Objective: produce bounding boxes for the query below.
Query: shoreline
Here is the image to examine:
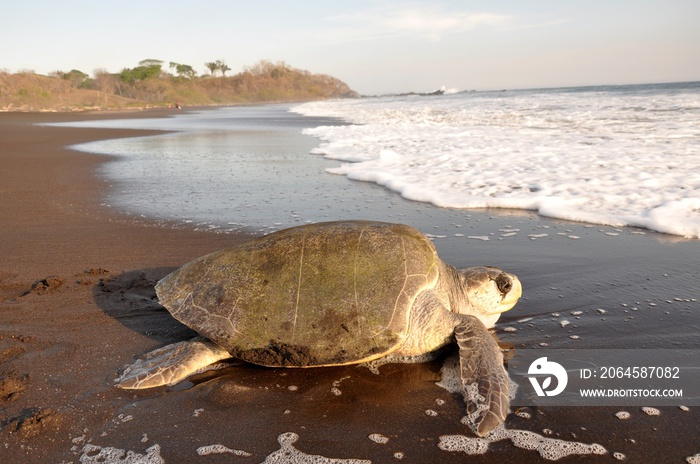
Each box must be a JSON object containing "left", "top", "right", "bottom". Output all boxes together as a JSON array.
[
  {"left": 0, "top": 108, "right": 246, "bottom": 279},
  {"left": 1, "top": 109, "right": 698, "bottom": 463}
]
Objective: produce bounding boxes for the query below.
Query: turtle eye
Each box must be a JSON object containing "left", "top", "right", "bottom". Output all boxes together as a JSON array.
[{"left": 496, "top": 274, "right": 512, "bottom": 295}]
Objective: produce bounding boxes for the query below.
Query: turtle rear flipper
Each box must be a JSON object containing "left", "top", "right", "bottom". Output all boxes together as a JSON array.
[
  {"left": 455, "top": 316, "right": 509, "bottom": 437},
  {"left": 117, "top": 337, "right": 231, "bottom": 389}
]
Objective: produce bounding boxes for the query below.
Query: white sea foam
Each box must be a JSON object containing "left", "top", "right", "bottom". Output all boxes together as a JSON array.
[
  {"left": 196, "top": 444, "right": 252, "bottom": 456},
  {"left": 439, "top": 425, "right": 607, "bottom": 461},
  {"left": 292, "top": 83, "right": 700, "bottom": 238},
  {"left": 261, "top": 432, "right": 371, "bottom": 464},
  {"left": 79, "top": 444, "right": 164, "bottom": 464},
  {"left": 368, "top": 433, "right": 390, "bottom": 444}
]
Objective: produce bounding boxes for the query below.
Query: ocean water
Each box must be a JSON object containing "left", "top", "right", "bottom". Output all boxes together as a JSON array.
[
  {"left": 292, "top": 82, "right": 700, "bottom": 239},
  {"left": 54, "top": 82, "right": 700, "bottom": 238},
  {"left": 58, "top": 105, "right": 381, "bottom": 233}
]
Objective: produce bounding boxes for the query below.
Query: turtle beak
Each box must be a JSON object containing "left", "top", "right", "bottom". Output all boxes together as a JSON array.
[{"left": 498, "top": 273, "right": 522, "bottom": 313}]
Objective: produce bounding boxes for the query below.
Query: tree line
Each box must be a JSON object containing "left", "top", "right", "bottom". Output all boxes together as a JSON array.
[{"left": 1, "top": 59, "right": 357, "bottom": 111}]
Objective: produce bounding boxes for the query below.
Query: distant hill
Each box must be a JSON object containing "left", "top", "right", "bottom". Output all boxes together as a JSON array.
[{"left": 0, "top": 60, "right": 358, "bottom": 112}]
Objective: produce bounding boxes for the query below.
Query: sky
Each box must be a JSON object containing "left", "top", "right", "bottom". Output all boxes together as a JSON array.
[{"left": 2, "top": 0, "right": 698, "bottom": 95}]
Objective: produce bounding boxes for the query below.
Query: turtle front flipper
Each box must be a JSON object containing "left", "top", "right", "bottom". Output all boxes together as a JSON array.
[
  {"left": 116, "top": 337, "right": 231, "bottom": 389},
  {"left": 454, "top": 316, "right": 509, "bottom": 437}
]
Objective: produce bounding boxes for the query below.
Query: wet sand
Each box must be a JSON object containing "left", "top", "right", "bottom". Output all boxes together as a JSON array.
[{"left": 0, "top": 109, "right": 698, "bottom": 463}]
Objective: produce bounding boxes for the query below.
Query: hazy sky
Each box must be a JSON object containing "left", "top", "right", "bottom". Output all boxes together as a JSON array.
[{"left": 2, "top": 0, "right": 698, "bottom": 94}]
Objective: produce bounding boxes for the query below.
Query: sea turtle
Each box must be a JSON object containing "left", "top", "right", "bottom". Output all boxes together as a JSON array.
[{"left": 116, "top": 220, "right": 521, "bottom": 436}]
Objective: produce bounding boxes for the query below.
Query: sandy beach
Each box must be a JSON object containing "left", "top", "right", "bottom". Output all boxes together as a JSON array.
[{"left": 1, "top": 109, "right": 698, "bottom": 463}]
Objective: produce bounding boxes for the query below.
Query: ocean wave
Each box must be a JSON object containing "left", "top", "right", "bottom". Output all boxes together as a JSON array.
[{"left": 292, "top": 84, "right": 700, "bottom": 238}]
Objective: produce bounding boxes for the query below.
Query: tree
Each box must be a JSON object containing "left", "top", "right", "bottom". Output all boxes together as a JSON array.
[
  {"left": 138, "top": 59, "right": 164, "bottom": 68},
  {"left": 169, "top": 62, "right": 197, "bottom": 80},
  {"left": 245, "top": 60, "right": 291, "bottom": 78},
  {"left": 51, "top": 69, "right": 89, "bottom": 87},
  {"left": 120, "top": 59, "right": 163, "bottom": 83},
  {"left": 93, "top": 68, "right": 116, "bottom": 95},
  {"left": 204, "top": 60, "right": 230, "bottom": 77},
  {"left": 205, "top": 61, "right": 218, "bottom": 76},
  {"left": 217, "top": 60, "right": 230, "bottom": 76}
]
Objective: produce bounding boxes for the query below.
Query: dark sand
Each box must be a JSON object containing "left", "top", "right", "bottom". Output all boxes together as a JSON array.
[{"left": 0, "top": 109, "right": 698, "bottom": 463}]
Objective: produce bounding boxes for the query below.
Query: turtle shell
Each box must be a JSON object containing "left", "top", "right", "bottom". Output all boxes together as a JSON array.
[{"left": 156, "top": 221, "right": 440, "bottom": 367}]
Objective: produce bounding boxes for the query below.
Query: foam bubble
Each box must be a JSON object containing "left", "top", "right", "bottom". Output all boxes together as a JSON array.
[
  {"left": 615, "top": 411, "right": 631, "bottom": 420},
  {"left": 509, "top": 425, "right": 604, "bottom": 460},
  {"left": 440, "top": 422, "right": 607, "bottom": 461},
  {"left": 197, "top": 444, "right": 252, "bottom": 457},
  {"left": 438, "top": 434, "right": 490, "bottom": 455},
  {"left": 434, "top": 353, "right": 462, "bottom": 394},
  {"left": 80, "top": 444, "right": 164, "bottom": 464},
  {"left": 331, "top": 376, "right": 352, "bottom": 396},
  {"left": 642, "top": 407, "right": 660, "bottom": 416},
  {"left": 368, "top": 433, "right": 389, "bottom": 444},
  {"left": 261, "top": 432, "right": 371, "bottom": 464},
  {"left": 687, "top": 453, "right": 700, "bottom": 464}
]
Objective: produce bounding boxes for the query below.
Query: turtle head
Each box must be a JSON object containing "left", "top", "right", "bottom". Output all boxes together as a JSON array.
[{"left": 454, "top": 266, "right": 522, "bottom": 327}]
